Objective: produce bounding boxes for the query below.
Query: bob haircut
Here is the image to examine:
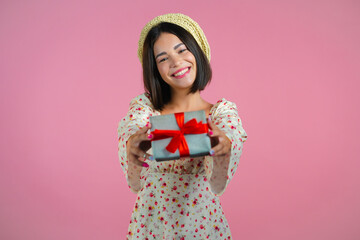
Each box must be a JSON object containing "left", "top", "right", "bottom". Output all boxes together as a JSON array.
[{"left": 142, "top": 22, "right": 212, "bottom": 111}]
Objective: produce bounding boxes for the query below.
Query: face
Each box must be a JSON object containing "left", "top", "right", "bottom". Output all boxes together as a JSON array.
[{"left": 153, "top": 33, "right": 197, "bottom": 92}]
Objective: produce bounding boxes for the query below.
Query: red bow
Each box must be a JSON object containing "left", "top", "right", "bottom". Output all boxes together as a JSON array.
[{"left": 151, "top": 112, "right": 208, "bottom": 157}]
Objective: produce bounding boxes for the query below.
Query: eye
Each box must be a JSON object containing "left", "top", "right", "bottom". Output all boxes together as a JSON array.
[
  {"left": 159, "top": 57, "right": 167, "bottom": 63},
  {"left": 179, "top": 49, "right": 187, "bottom": 53}
]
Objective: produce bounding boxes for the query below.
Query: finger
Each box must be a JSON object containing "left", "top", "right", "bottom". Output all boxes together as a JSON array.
[
  {"left": 210, "top": 143, "right": 224, "bottom": 156},
  {"left": 128, "top": 149, "right": 153, "bottom": 166},
  {"left": 129, "top": 156, "right": 149, "bottom": 168},
  {"left": 208, "top": 129, "right": 221, "bottom": 138},
  {"left": 207, "top": 117, "right": 218, "bottom": 131},
  {"left": 211, "top": 144, "right": 231, "bottom": 156},
  {"left": 208, "top": 129, "right": 221, "bottom": 147},
  {"left": 137, "top": 153, "right": 154, "bottom": 167},
  {"left": 129, "top": 147, "right": 148, "bottom": 159},
  {"left": 210, "top": 137, "right": 231, "bottom": 156},
  {"left": 208, "top": 129, "right": 226, "bottom": 147},
  {"left": 137, "top": 122, "right": 152, "bottom": 134},
  {"left": 128, "top": 123, "right": 151, "bottom": 145},
  {"left": 130, "top": 146, "right": 154, "bottom": 161},
  {"left": 136, "top": 156, "right": 151, "bottom": 167},
  {"left": 218, "top": 135, "right": 232, "bottom": 149},
  {"left": 215, "top": 146, "right": 231, "bottom": 156},
  {"left": 131, "top": 131, "right": 153, "bottom": 147},
  {"left": 136, "top": 131, "right": 154, "bottom": 143},
  {"left": 140, "top": 152, "right": 154, "bottom": 161},
  {"left": 207, "top": 118, "right": 221, "bottom": 136},
  {"left": 209, "top": 129, "right": 231, "bottom": 144}
]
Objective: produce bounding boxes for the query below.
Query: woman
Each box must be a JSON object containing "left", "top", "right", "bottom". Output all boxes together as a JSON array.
[{"left": 118, "top": 13, "right": 247, "bottom": 239}]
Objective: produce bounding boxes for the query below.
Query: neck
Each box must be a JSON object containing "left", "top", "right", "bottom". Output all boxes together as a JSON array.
[{"left": 167, "top": 89, "right": 204, "bottom": 112}]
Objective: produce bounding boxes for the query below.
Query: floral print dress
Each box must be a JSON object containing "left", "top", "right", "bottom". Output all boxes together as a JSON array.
[{"left": 117, "top": 93, "right": 247, "bottom": 240}]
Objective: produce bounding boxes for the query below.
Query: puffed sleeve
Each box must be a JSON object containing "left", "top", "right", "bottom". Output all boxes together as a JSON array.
[
  {"left": 117, "top": 93, "right": 156, "bottom": 192},
  {"left": 205, "top": 98, "right": 248, "bottom": 196}
]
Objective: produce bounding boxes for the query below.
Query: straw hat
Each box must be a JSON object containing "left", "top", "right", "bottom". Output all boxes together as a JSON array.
[{"left": 137, "top": 13, "right": 211, "bottom": 63}]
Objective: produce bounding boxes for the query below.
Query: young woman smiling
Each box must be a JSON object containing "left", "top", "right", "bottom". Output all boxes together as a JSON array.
[{"left": 118, "top": 13, "right": 247, "bottom": 239}]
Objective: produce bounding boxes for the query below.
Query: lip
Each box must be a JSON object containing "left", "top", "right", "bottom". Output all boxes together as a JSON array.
[{"left": 171, "top": 67, "right": 190, "bottom": 79}]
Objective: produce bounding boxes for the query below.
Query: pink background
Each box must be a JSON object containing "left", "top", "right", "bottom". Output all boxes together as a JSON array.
[{"left": 1, "top": 0, "right": 359, "bottom": 239}]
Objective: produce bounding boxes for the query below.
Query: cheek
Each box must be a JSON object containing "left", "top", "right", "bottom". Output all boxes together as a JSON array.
[
  {"left": 187, "top": 53, "right": 196, "bottom": 62},
  {"left": 186, "top": 54, "right": 197, "bottom": 69},
  {"left": 157, "top": 65, "right": 166, "bottom": 77},
  {"left": 157, "top": 66, "right": 171, "bottom": 83},
  {"left": 189, "top": 56, "right": 197, "bottom": 74}
]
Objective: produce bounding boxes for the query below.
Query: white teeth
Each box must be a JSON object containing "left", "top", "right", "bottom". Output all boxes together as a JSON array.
[{"left": 174, "top": 68, "right": 189, "bottom": 77}]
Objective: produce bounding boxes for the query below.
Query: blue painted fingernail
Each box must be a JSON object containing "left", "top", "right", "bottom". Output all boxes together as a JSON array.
[
  {"left": 209, "top": 150, "right": 215, "bottom": 156},
  {"left": 149, "top": 156, "right": 154, "bottom": 161}
]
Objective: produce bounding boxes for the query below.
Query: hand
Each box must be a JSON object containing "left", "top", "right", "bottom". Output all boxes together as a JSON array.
[
  {"left": 207, "top": 118, "right": 232, "bottom": 157},
  {"left": 126, "top": 123, "right": 154, "bottom": 168}
]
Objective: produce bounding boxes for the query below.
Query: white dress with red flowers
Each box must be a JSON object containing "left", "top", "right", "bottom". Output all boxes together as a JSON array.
[{"left": 117, "top": 93, "right": 247, "bottom": 240}]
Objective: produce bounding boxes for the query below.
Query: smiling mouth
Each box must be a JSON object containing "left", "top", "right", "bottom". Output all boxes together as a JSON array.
[{"left": 172, "top": 67, "right": 191, "bottom": 78}]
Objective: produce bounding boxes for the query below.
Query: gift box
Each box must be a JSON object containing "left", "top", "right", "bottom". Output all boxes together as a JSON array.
[{"left": 149, "top": 110, "right": 211, "bottom": 161}]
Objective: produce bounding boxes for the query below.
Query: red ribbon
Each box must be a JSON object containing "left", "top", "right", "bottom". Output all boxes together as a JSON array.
[{"left": 151, "top": 112, "right": 208, "bottom": 157}]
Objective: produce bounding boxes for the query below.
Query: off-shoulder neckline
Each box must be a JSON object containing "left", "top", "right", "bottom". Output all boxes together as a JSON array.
[{"left": 138, "top": 93, "right": 228, "bottom": 115}]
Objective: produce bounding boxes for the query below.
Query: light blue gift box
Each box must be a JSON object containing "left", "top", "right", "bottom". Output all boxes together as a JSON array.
[{"left": 149, "top": 110, "right": 211, "bottom": 161}]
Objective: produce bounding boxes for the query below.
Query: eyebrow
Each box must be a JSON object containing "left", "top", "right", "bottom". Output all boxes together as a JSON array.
[{"left": 155, "top": 43, "right": 184, "bottom": 59}]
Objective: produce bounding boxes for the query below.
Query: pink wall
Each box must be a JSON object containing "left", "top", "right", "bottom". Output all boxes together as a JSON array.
[{"left": 1, "top": 0, "right": 359, "bottom": 239}]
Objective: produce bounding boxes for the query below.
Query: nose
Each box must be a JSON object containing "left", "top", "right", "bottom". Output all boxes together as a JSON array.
[{"left": 170, "top": 54, "right": 181, "bottom": 68}]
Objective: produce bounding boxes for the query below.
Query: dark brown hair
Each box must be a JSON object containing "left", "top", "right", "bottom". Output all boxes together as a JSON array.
[{"left": 142, "top": 22, "right": 212, "bottom": 111}]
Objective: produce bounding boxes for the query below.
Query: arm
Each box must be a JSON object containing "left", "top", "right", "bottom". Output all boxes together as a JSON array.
[
  {"left": 117, "top": 94, "right": 154, "bottom": 193},
  {"left": 125, "top": 125, "right": 153, "bottom": 193},
  {"left": 207, "top": 119, "right": 232, "bottom": 195},
  {"left": 209, "top": 155, "right": 231, "bottom": 195},
  {"left": 206, "top": 100, "right": 248, "bottom": 196}
]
